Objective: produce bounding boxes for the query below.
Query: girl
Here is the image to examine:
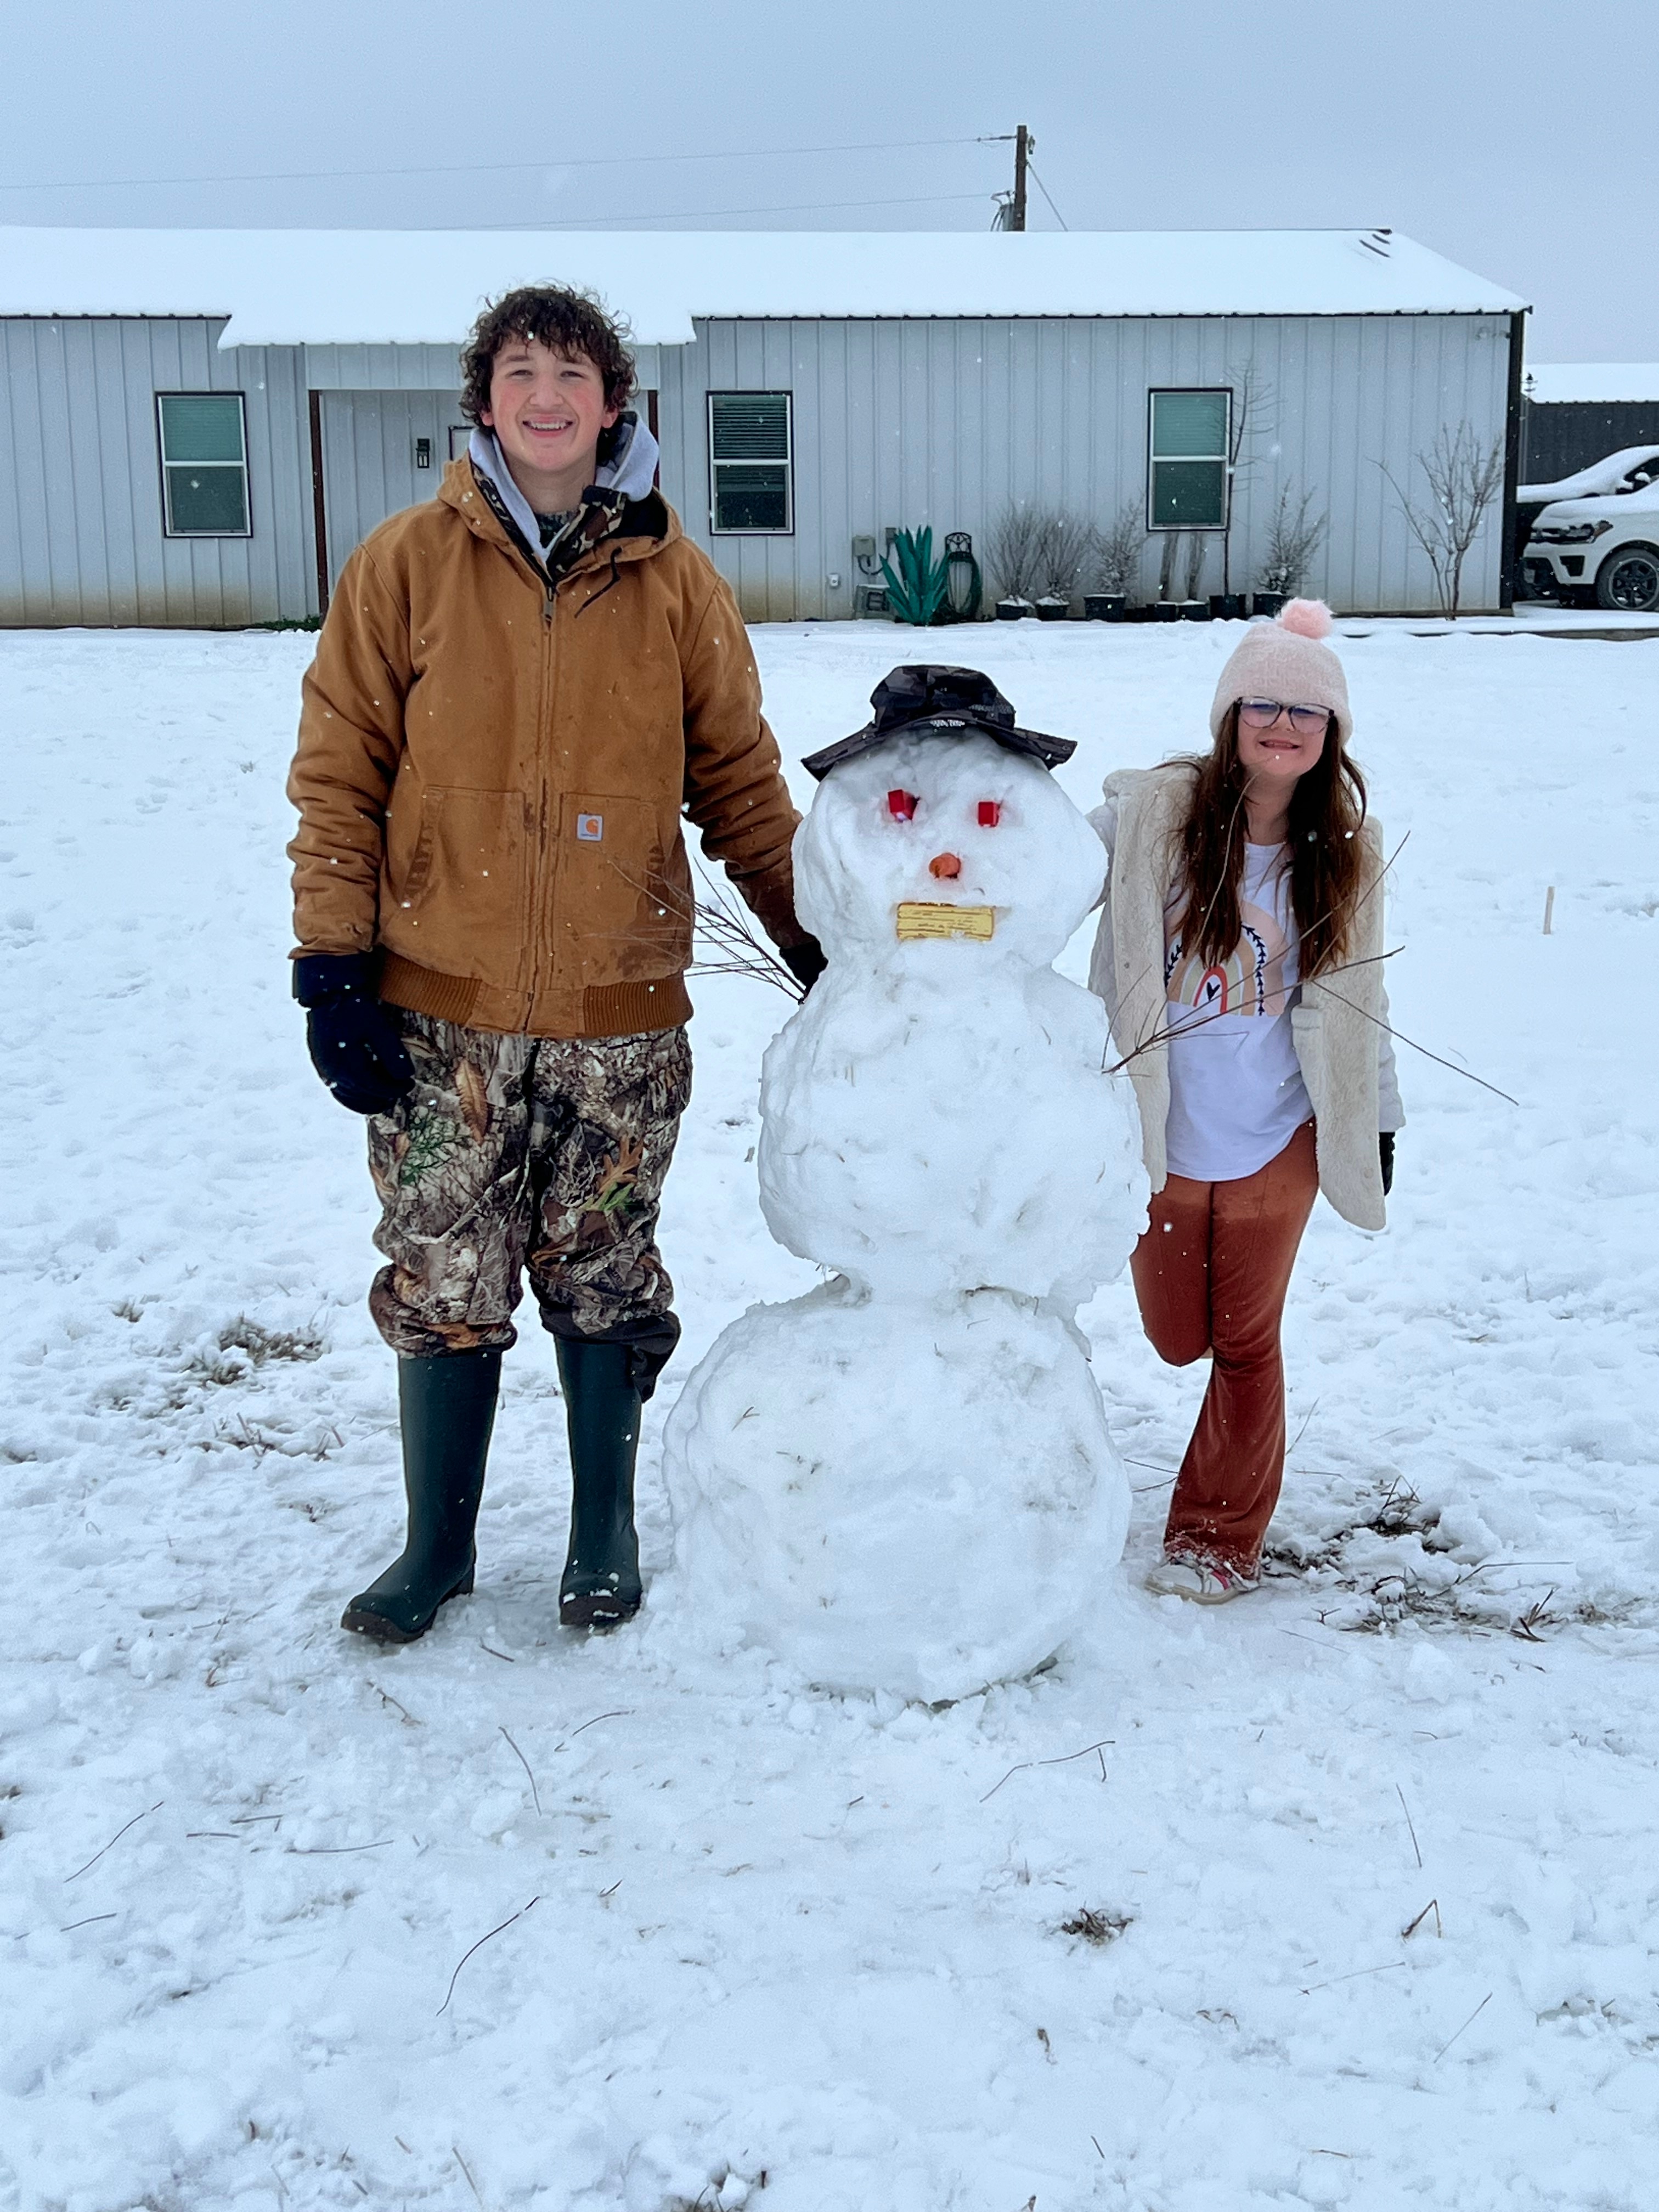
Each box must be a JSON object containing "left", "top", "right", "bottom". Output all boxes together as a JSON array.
[{"left": 1090, "top": 600, "right": 1403, "bottom": 1602}]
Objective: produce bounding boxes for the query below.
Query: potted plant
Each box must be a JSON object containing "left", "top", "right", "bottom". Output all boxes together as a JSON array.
[
  {"left": 1209, "top": 592, "right": 1247, "bottom": 620},
  {"left": 1254, "top": 484, "right": 1328, "bottom": 619},
  {"left": 1156, "top": 528, "right": 1210, "bottom": 623},
  {"left": 1085, "top": 500, "right": 1142, "bottom": 620},
  {"left": 1034, "top": 511, "right": 1090, "bottom": 621},
  {"left": 878, "top": 527, "right": 951, "bottom": 627},
  {"left": 987, "top": 507, "right": 1043, "bottom": 619}
]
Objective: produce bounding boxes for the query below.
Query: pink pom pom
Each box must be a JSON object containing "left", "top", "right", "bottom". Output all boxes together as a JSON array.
[{"left": 1277, "top": 597, "right": 1334, "bottom": 640}]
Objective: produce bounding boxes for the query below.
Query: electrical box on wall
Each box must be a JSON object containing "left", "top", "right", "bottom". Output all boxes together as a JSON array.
[
  {"left": 851, "top": 535, "right": 876, "bottom": 562},
  {"left": 414, "top": 437, "right": 432, "bottom": 470}
]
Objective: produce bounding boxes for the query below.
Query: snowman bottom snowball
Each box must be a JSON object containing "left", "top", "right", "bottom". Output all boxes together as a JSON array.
[{"left": 663, "top": 1281, "right": 1130, "bottom": 1705}]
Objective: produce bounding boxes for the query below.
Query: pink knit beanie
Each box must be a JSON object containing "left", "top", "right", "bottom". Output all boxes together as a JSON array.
[{"left": 1209, "top": 599, "right": 1351, "bottom": 746}]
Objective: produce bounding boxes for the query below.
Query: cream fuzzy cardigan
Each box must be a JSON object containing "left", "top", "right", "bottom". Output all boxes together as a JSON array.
[{"left": 1087, "top": 764, "right": 1404, "bottom": 1232}]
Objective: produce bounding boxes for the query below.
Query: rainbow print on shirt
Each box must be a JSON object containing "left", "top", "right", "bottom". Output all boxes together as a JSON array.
[{"left": 1165, "top": 896, "right": 1293, "bottom": 1024}]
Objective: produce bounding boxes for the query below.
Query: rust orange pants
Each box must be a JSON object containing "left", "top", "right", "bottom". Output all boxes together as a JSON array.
[{"left": 1130, "top": 1121, "right": 1319, "bottom": 1572}]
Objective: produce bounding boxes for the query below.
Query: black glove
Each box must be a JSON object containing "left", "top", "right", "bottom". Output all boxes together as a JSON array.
[
  {"left": 781, "top": 938, "right": 828, "bottom": 995},
  {"left": 293, "top": 953, "right": 414, "bottom": 1116},
  {"left": 1379, "top": 1131, "right": 1396, "bottom": 1197}
]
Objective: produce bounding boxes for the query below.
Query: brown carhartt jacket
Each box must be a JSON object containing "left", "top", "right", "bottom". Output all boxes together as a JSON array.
[{"left": 287, "top": 457, "right": 804, "bottom": 1039}]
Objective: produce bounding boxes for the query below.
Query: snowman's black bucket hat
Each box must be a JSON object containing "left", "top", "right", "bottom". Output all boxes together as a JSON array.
[{"left": 801, "top": 665, "right": 1076, "bottom": 781}]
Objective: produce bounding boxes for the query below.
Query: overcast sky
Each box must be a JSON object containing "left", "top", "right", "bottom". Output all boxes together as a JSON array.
[{"left": 1, "top": 0, "right": 1649, "bottom": 361}]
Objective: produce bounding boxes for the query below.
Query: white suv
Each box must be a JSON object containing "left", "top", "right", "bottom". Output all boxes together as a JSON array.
[{"left": 1520, "top": 446, "right": 1659, "bottom": 612}]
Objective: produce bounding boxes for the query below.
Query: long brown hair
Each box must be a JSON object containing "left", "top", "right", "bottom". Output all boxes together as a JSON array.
[{"left": 1172, "top": 703, "right": 1368, "bottom": 979}]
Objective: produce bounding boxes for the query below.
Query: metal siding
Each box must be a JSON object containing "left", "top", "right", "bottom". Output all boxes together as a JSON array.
[
  {"left": 678, "top": 312, "right": 1512, "bottom": 619},
  {"left": 318, "top": 389, "right": 465, "bottom": 594},
  {"left": 0, "top": 315, "right": 314, "bottom": 626},
  {"left": 1522, "top": 397, "right": 1659, "bottom": 481},
  {"left": 303, "top": 344, "right": 463, "bottom": 392},
  {"left": 1, "top": 309, "right": 1515, "bottom": 627}
]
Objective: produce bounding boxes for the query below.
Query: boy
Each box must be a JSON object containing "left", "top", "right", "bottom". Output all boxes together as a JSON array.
[{"left": 287, "top": 285, "right": 821, "bottom": 1640}]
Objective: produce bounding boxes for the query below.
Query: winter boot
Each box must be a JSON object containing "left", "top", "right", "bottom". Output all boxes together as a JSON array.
[
  {"left": 340, "top": 1347, "right": 501, "bottom": 1644},
  {"left": 556, "top": 1339, "right": 644, "bottom": 1629}
]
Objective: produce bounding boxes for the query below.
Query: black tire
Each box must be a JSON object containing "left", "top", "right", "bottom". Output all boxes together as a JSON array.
[{"left": 1595, "top": 544, "right": 1659, "bottom": 613}]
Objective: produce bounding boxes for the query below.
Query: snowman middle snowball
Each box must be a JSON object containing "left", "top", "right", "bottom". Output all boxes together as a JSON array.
[{"left": 663, "top": 669, "right": 1149, "bottom": 1703}]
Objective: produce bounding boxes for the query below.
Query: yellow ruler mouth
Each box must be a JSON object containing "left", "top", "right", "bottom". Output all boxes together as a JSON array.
[{"left": 895, "top": 901, "right": 996, "bottom": 942}]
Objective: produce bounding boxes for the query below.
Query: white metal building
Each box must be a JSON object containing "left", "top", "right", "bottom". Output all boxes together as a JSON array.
[{"left": 0, "top": 227, "right": 1528, "bottom": 626}]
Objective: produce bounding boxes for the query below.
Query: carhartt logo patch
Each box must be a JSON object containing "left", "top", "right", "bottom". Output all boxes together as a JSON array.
[{"left": 575, "top": 814, "right": 605, "bottom": 843}]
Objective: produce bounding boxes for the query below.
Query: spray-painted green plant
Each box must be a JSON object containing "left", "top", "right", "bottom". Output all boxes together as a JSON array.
[{"left": 879, "top": 527, "right": 952, "bottom": 625}]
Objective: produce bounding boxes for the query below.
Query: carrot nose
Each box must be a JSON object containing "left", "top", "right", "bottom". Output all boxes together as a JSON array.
[{"left": 929, "top": 851, "right": 962, "bottom": 880}]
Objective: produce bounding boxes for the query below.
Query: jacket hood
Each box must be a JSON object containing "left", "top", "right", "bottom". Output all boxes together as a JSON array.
[
  {"left": 466, "top": 409, "right": 661, "bottom": 541},
  {"left": 443, "top": 409, "right": 673, "bottom": 572}
]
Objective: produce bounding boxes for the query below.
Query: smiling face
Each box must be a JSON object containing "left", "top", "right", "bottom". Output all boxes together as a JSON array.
[
  {"left": 479, "top": 336, "right": 620, "bottom": 513},
  {"left": 793, "top": 730, "right": 1107, "bottom": 972},
  {"left": 1234, "top": 699, "right": 1331, "bottom": 797}
]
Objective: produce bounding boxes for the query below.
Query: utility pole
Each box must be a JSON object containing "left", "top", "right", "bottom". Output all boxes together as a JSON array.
[{"left": 990, "top": 125, "right": 1034, "bottom": 231}]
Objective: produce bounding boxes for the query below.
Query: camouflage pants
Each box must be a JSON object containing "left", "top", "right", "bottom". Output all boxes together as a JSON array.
[{"left": 366, "top": 1013, "right": 692, "bottom": 1386}]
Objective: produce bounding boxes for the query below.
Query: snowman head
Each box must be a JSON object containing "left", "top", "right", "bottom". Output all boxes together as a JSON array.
[{"left": 794, "top": 670, "right": 1105, "bottom": 970}]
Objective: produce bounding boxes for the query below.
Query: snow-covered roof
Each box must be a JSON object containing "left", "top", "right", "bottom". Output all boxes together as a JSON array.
[
  {"left": 0, "top": 227, "right": 1526, "bottom": 346},
  {"left": 1525, "top": 363, "right": 1659, "bottom": 405}
]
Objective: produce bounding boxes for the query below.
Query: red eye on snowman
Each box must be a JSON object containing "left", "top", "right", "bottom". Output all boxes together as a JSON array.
[
  {"left": 887, "top": 789, "right": 918, "bottom": 821},
  {"left": 978, "top": 801, "right": 1001, "bottom": 827}
]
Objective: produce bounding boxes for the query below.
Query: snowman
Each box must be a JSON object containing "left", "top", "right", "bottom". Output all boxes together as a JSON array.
[{"left": 663, "top": 667, "right": 1149, "bottom": 1702}]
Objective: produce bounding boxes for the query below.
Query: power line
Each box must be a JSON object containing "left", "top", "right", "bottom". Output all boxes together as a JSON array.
[
  {"left": 0, "top": 133, "right": 993, "bottom": 197},
  {"left": 1028, "top": 163, "right": 1069, "bottom": 232},
  {"left": 475, "top": 189, "right": 997, "bottom": 232}
]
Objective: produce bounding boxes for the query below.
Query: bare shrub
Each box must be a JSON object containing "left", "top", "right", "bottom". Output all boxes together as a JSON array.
[
  {"left": 986, "top": 506, "right": 1045, "bottom": 602},
  {"left": 1383, "top": 426, "right": 1506, "bottom": 618},
  {"left": 1091, "top": 500, "right": 1144, "bottom": 594},
  {"left": 1259, "top": 484, "right": 1329, "bottom": 597},
  {"left": 1035, "top": 512, "right": 1092, "bottom": 601},
  {"left": 988, "top": 505, "right": 1092, "bottom": 602},
  {"left": 1183, "top": 530, "right": 1207, "bottom": 601}
]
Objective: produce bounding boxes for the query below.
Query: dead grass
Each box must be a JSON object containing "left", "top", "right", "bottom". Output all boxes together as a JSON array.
[
  {"left": 215, "top": 1317, "right": 326, "bottom": 1367},
  {"left": 1059, "top": 1906, "right": 1133, "bottom": 1946}
]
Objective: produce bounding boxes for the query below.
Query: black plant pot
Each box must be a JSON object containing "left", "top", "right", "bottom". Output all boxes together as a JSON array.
[
  {"left": 1035, "top": 595, "right": 1070, "bottom": 622},
  {"left": 1252, "top": 591, "right": 1288, "bottom": 618},
  {"left": 1209, "top": 593, "right": 1247, "bottom": 620},
  {"left": 995, "top": 596, "right": 1031, "bottom": 621},
  {"left": 1084, "top": 593, "right": 1128, "bottom": 622},
  {"left": 1152, "top": 602, "right": 1182, "bottom": 623},
  {"left": 1124, "top": 605, "right": 1158, "bottom": 623},
  {"left": 1180, "top": 600, "right": 1211, "bottom": 622}
]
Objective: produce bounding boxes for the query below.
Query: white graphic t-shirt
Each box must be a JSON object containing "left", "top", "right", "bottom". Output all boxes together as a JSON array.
[{"left": 1163, "top": 841, "right": 1313, "bottom": 1182}]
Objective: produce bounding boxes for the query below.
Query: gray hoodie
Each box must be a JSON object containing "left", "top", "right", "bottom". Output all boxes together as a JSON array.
[{"left": 466, "top": 410, "right": 661, "bottom": 575}]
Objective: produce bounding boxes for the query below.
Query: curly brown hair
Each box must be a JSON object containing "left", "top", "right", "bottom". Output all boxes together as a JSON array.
[
  {"left": 1171, "top": 702, "right": 1369, "bottom": 981},
  {"left": 459, "top": 285, "right": 636, "bottom": 426}
]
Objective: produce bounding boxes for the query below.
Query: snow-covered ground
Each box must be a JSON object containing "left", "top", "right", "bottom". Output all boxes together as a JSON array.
[{"left": 2, "top": 617, "right": 1656, "bottom": 2212}]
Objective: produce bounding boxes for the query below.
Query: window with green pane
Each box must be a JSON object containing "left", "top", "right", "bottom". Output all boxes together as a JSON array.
[
  {"left": 709, "top": 392, "right": 792, "bottom": 534},
  {"left": 1147, "top": 389, "right": 1231, "bottom": 530},
  {"left": 156, "top": 393, "right": 250, "bottom": 536}
]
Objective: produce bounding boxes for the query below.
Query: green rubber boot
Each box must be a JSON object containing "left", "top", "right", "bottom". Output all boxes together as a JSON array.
[
  {"left": 340, "top": 1347, "right": 501, "bottom": 1644},
  {"left": 556, "top": 1339, "right": 644, "bottom": 1629}
]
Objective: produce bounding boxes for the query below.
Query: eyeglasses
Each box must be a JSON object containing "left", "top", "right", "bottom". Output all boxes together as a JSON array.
[{"left": 1239, "top": 699, "right": 1331, "bottom": 737}]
